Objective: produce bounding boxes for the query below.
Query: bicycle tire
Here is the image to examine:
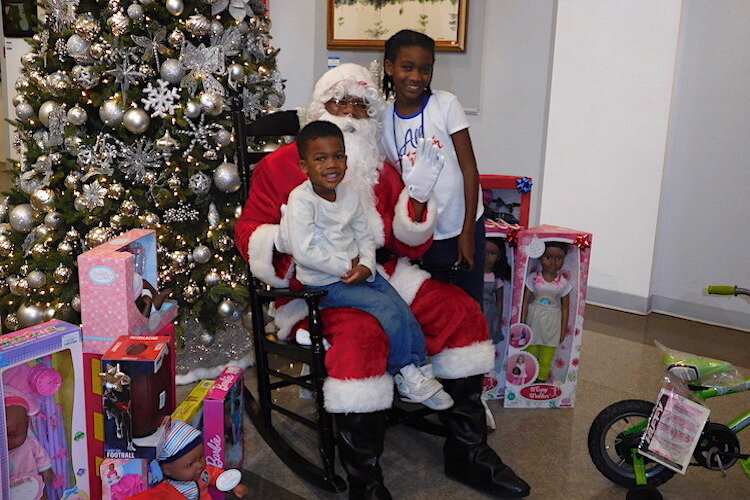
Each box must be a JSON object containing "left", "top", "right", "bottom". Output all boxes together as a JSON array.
[{"left": 588, "top": 399, "right": 675, "bottom": 488}]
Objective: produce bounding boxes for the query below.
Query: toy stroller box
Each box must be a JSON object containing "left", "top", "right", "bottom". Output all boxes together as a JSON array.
[
  {"left": 479, "top": 175, "right": 532, "bottom": 400},
  {"left": 77, "top": 229, "right": 178, "bottom": 355},
  {"left": 504, "top": 225, "right": 592, "bottom": 408},
  {"left": 101, "top": 335, "right": 176, "bottom": 458},
  {"left": 0, "top": 320, "right": 90, "bottom": 500}
]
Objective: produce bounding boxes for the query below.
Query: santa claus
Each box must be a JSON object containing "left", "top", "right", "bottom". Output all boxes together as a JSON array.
[{"left": 235, "top": 63, "right": 529, "bottom": 498}]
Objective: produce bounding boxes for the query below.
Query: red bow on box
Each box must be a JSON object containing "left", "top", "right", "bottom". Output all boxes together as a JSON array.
[{"left": 573, "top": 234, "right": 591, "bottom": 249}]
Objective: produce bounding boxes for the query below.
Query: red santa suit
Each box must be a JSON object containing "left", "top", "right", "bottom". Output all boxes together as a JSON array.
[{"left": 235, "top": 142, "right": 493, "bottom": 413}]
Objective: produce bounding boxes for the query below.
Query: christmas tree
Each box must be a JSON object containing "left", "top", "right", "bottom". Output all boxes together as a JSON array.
[{"left": 0, "top": 0, "right": 283, "bottom": 358}]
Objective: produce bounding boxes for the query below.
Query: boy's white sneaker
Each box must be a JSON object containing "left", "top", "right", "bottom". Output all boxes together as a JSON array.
[
  {"left": 420, "top": 388, "right": 454, "bottom": 410},
  {"left": 394, "top": 363, "right": 443, "bottom": 404}
]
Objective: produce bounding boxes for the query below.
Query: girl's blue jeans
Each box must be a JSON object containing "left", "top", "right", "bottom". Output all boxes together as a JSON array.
[{"left": 308, "top": 272, "right": 426, "bottom": 375}]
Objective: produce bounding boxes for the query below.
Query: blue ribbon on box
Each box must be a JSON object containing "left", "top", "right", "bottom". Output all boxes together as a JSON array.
[{"left": 516, "top": 177, "right": 533, "bottom": 193}]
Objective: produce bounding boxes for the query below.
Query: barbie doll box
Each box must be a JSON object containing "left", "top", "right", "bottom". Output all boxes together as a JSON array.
[
  {"left": 0, "top": 320, "right": 90, "bottom": 500},
  {"left": 77, "top": 229, "right": 178, "bottom": 355},
  {"left": 504, "top": 225, "right": 592, "bottom": 409},
  {"left": 101, "top": 335, "right": 177, "bottom": 459},
  {"left": 203, "top": 366, "right": 244, "bottom": 500}
]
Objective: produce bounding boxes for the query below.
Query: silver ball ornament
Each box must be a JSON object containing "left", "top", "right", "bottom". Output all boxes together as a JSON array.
[
  {"left": 123, "top": 108, "right": 150, "bottom": 134},
  {"left": 65, "top": 136, "right": 84, "bottom": 154},
  {"left": 67, "top": 105, "right": 88, "bottom": 126},
  {"left": 189, "top": 172, "right": 211, "bottom": 195},
  {"left": 17, "top": 303, "right": 45, "bottom": 327},
  {"left": 127, "top": 4, "right": 144, "bottom": 19},
  {"left": 159, "top": 58, "right": 185, "bottom": 85},
  {"left": 184, "top": 100, "right": 202, "bottom": 119},
  {"left": 44, "top": 212, "right": 62, "bottom": 228},
  {"left": 4, "top": 314, "right": 19, "bottom": 331},
  {"left": 66, "top": 35, "right": 91, "bottom": 56},
  {"left": 186, "top": 13, "right": 211, "bottom": 36},
  {"left": 38, "top": 101, "right": 59, "bottom": 127},
  {"left": 241, "top": 310, "right": 253, "bottom": 329},
  {"left": 214, "top": 128, "right": 232, "bottom": 147},
  {"left": 204, "top": 271, "right": 221, "bottom": 287},
  {"left": 9, "top": 204, "right": 36, "bottom": 233},
  {"left": 165, "top": 0, "right": 184, "bottom": 16},
  {"left": 199, "top": 332, "right": 215, "bottom": 345},
  {"left": 26, "top": 270, "right": 47, "bottom": 289},
  {"left": 72, "top": 65, "right": 100, "bottom": 88},
  {"left": 99, "top": 99, "right": 124, "bottom": 127},
  {"left": 227, "top": 63, "right": 244, "bottom": 81},
  {"left": 107, "top": 12, "right": 130, "bottom": 36},
  {"left": 64, "top": 173, "right": 81, "bottom": 189},
  {"left": 217, "top": 299, "right": 234, "bottom": 318},
  {"left": 192, "top": 245, "right": 211, "bottom": 264},
  {"left": 15, "top": 102, "right": 34, "bottom": 121},
  {"left": 213, "top": 162, "right": 241, "bottom": 193},
  {"left": 199, "top": 92, "right": 224, "bottom": 116},
  {"left": 230, "top": 309, "right": 243, "bottom": 322},
  {"left": 71, "top": 295, "right": 82, "bottom": 312}
]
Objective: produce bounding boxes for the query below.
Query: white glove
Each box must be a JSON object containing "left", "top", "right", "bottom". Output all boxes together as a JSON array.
[
  {"left": 274, "top": 204, "right": 291, "bottom": 254},
  {"left": 402, "top": 138, "right": 445, "bottom": 203}
]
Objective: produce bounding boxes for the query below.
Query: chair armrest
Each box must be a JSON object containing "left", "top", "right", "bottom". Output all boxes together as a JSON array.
[{"left": 257, "top": 288, "right": 328, "bottom": 301}]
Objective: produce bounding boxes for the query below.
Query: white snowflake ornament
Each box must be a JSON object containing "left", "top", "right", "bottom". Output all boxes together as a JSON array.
[{"left": 142, "top": 80, "right": 181, "bottom": 118}]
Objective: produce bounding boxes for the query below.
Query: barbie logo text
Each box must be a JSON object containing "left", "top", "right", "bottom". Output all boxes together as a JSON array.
[{"left": 205, "top": 435, "right": 224, "bottom": 467}]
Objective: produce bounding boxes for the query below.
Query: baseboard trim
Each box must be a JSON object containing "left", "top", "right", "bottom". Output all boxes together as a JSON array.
[{"left": 586, "top": 286, "right": 750, "bottom": 333}]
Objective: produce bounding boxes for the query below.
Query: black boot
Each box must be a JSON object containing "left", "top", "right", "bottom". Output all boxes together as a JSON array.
[
  {"left": 336, "top": 411, "right": 392, "bottom": 500},
  {"left": 439, "top": 375, "right": 530, "bottom": 498}
]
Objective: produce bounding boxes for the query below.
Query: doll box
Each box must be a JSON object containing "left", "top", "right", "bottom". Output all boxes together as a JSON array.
[
  {"left": 480, "top": 175, "right": 533, "bottom": 234},
  {"left": 77, "top": 229, "right": 178, "bottom": 355},
  {"left": 100, "top": 457, "right": 162, "bottom": 500},
  {"left": 0, "top": 320, "right": 90, "bottom": 500},
  {"left": 172, "top": 379, "right": 215, "bottom": 428},
  {"left": 101, "top": 335, "right": 177, "bottom": 459},
  {"left": 503, "top": 225, "right": 592, "bottom": 409},
  {"left": 203, "top": 366, "right": 244, "bottom": 500}
]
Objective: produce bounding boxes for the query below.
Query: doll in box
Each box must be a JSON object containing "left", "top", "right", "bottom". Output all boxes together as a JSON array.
[
  {"left": 483, "top": 238, "right": 512, "bottom": 344},
  {"left": 521, "top": 241, "right": 572, "bottom": 382},
  {"left": 4, "top": 386, "right": 56, "bottom": 500}
]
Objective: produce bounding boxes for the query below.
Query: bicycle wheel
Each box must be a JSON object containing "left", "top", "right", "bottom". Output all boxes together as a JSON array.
[{"left": 588, "top": 399, "right": 675, "bottom": 488}]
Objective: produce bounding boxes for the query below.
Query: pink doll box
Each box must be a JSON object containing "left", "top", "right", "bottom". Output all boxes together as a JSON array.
[
  {"left": 203, "top": 366, "right": 244, "bottom": 500},
  {"left": 504, "top": 225, "right": 592, "bottom": 409},
  {"left": 0, "top": 320, "right": 90, "bottom": 500},
  {"left": 101, "top": 336, "right": 176, "bottom": 459},
  {"left": 100, "top": 457, "right": 161, "bottom": 500},
  {"left": 77, "top": 229, "right": 178, "bottom": 355},
  {"left": 480, "top": 175, "right": 533, "bottom": 235}
]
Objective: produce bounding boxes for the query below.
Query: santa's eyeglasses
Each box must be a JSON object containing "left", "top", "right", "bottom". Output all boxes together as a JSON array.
[{"left": 330, "top": 98, "right": 368, "bottom": 111}]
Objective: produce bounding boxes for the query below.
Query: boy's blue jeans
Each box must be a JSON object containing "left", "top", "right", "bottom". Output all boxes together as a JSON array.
[{"left": 308, "top": 272, "right": 426, "bottom": 375}]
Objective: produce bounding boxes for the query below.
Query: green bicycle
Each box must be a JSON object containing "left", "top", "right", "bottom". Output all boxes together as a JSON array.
[{"left": 588, "top": 285, "right": 750, "bottom": 497}]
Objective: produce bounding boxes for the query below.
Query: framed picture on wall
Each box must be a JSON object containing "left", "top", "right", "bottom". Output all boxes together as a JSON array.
[
  {"left": 2, "top": 0, "right": 37, "bottom": 37},
  {"left": 327, "top": 0, "right": 468, "bottom": 52}
]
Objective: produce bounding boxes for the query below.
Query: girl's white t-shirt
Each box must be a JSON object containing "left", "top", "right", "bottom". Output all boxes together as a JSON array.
[{"left": 381, "top": 90, "right": 483, "bottom": 240}]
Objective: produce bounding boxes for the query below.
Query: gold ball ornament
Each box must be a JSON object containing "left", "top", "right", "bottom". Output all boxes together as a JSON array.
[
  {"left": 107, "top": 12, "right": 130, "bottom": 37},
  {"left": 57, "top": 241, "right": 73, "bottom": 255},
  {"left": 30, "top": 243, "right": 49, "bottom": 258},
  {"left": 168, "top": 28, "right": 185, "bottom": 47},
  {"left": 74, "top": 13, "right": 101, "bottom": 41},
  {"left": 182, "top": 283, "right": 200, "bottom": 303},
  {"left": 140, "top": 211, "right": 160, "bottom": 228},
  {"left": 85, "top": 227, "right": 110, "bottom": 248},
  {"left": 123, "top": 108, "right": 150, "bottom": 134},
  {"left": 109, "top": 214, "right": 124, "bottom": 229},
  {"left": 185, "top": 13, "right": 211, "bottom": 37},
  {"left": 121, "top": 199, "right": 139, "bottom": 216},
  {"left": 4, "top": 314, "right": 19, "bottom": 331},
  {"left": 52, "top": 264, "right": 73, "bottom": 284},
  {"left": 0, "top": 237, "right": 13, "bottom": 257},
  {"left": 65, "top": 173, "right": 81, "bottom": 189},
  {"left": 90, "top": 43, "right": 107, "bottom": 59},
  {"left": 108, "top": 183, "right": 125, "bottom": 199},
  {"left": 44, "top": 212, "right": 62, "bottom": 228},
  {"left": 165, "top": 0, "right": 184, "bottom": 16},
  {"left": 30, "top": 188, "right": 57, "bottom": 212},
  {"left": 12, "top": 278, "right": 30, "bottom": 296}
]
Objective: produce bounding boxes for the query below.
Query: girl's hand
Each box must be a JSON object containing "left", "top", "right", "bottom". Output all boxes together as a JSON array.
[
  {"left": 232, "top": 483, "right": 250, "bottom": 498},
  {"left": 456, "top": 231, "right": 475, "bottom": 271},
  {"left": 342, "top": 265, "right": 371, "bottom": 285}
]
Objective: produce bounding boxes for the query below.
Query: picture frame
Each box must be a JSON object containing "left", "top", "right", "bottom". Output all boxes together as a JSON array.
[
  {"left": 327, "top": 0, "right": 468, "bottom": 52},
  {"left": 2, "top": 0, "right": 37, "bottom": 37}
]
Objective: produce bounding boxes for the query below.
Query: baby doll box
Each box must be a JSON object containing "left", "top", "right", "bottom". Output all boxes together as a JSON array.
[
  {"left": 0, "top": 320, "right": 90, "bottom": 500},
  {"left": 203, "top": 367, "right": 244, "bottom": 500},
  {"left": 480, "top": 175, "right": 532, "bottom": 400},
  {"left": 101, "top": 335, "right": 176, "bottom": 459},
  {"left": 172, "top": 379, "right": 215, "bottom": 429},
  {"left": 77, "top": 229, "right": 178, "bottom": 355},
  {"left": 504, "top": 225, "right": 592, "bottom": 409},
  {"left": 100, "top": 457, "right": 161, "bottom": 500}
]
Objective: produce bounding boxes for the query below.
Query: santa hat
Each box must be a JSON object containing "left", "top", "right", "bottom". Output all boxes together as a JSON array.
[
  {"left": 3, "top": 385, "right": 38, "bottom": 416},
  {"left": 157, "top": 420, "right": 202, "bottom": 464},
  {"left": 306, "top": 63, "right": 386, "bottom": 123}
]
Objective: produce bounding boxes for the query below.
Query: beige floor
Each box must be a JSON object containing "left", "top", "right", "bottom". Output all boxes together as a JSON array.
[{"left": 225, "top": 305, "right": 750, "bottom": 499}]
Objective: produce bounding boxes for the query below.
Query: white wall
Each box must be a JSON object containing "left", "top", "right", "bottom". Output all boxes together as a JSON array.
[
  {"left": 540, "top": 1, "right": 682, "bottom": 304},
  {"left": 651, "top": 1, "right": 750, "bottom": 328}
]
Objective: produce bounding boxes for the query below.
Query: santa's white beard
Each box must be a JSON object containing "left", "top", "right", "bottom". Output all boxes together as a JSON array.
[{"left": 317, "top": 111, "right": 384, "bottom": 189}]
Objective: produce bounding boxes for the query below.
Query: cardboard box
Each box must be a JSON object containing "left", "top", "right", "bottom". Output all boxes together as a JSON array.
[
  {"left": 172, "top": 379, "right": 214, "bottom": 428},
  {"left": 101, "top": 335, "right": 176, "bottom": 458},
  {"left": 0, "top": 320, "right": 90, "bottom": 500},
  {"left": 100, "top": 457, "right": 162, "bottom": 500},
  {"left": 203, "top": 367, "right": 245, "bottom": 500},
  {"left": 77, "top": 229, "right": 178, "bottom": 355},
  {"left": 503, "top": 225, "right": 592, "bottom": 408},
  {"left": 480, "top": 175, "right": 533, "bottom": 235}
]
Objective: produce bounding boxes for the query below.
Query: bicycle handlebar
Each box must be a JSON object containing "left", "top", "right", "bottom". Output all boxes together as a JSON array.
[{"left": 708, "top": 285, "right": 750, "bottom": 297}]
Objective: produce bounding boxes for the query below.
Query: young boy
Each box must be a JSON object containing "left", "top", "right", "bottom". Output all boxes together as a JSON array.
[{"left": 283, "top": 120, "right": 452, "bottom": 410}]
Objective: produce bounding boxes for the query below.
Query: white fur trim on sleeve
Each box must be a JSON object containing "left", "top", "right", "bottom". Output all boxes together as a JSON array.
[
  {"left": 323, "top": 374, "right": 394, "bottom": 413},
  {"left": 431, "top": 340, "right": 495, "bottom": 379},
  {"left": 392, "top": 189, "right": 436, "bottom": 247},
  {"left": 271, "top": 298, "right": 309, "bottom": 341},
  {"left": 248, "top": 224, "right": 291, "bottom": 288},
  {"left": 381, "top": 257, "right": 431, "bottom": 305}
]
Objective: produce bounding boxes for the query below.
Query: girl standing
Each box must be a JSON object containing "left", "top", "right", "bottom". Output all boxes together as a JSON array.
[{"left": 381, "top": 29, "right": 485, "bottom": 304}]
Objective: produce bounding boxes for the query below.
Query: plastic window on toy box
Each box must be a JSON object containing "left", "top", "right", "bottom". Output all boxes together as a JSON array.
[
  {"left": 222, "top": 378, "right": 244, "bottom": 468},
  {"left": 511, "top": 238, "right": 581, "bottom": 392},
  {"left": 480, "top": 175, "right": 532, "bottom": 233},
  {"left": 1, "top": 353, "right": 84, "bottom": 500}
]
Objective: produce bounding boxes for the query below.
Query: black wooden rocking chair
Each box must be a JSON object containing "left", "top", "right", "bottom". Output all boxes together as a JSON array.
[{"left": 231, "top": 96, "right": 446, "bottom": 494}]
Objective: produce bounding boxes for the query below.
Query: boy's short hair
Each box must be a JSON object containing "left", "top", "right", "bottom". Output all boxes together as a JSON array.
[{"left": 297, "top": 120, "right": 345, "bottom": 158}]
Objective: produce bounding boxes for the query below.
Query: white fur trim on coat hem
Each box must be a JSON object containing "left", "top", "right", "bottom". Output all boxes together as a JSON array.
[
  {"left": 272, "top": 298, "right": 309, "bottom": 341},
  {"left": 323, "top": 374, "right": 394, "bottom": 413},
  {"left": 248, "top": 224, "right": 290, "bottom": 288},
  {"left": 392, "top": 189, "right": 436, "bottom": 247},
  {"left": 382, "top": 258, "right": 430, "bottom": 305},
  {"left": 431, "top": 340, "right": 495, "bottom": 379}
]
